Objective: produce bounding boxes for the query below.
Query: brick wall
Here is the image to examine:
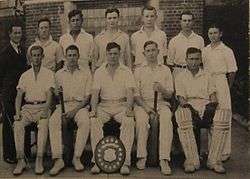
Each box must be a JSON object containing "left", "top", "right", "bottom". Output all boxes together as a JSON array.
[
  {"left": 159, "top": 0, "right": 204, "bottom": 41},
  {"left": 23, "top": 0, "right": 204, "bottom": 48},
  {"left": 24, "top": 1, "right": 64, "bottom": 48}
]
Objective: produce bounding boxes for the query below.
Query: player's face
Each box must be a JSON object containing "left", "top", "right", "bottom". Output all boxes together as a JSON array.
[
  {"left": 143, "top": 43, "right": 159, "bottom": 63},
  {"left": 38, "top": 21, "right": 50, "bottom": 39},
  {"left": 106, "top": 48, "right": 120, "bottom": 66},
  {"left": 186, "top": 52, "right": 201, "bottom": 71},
  {"left": 66, "top": 49, "right": 79, "bottom": 68},
  {"left": 180, "top": 14, "right": 193, "bottom": 31},
  {"left": 106, "top": 12, "right": 119, "bottom": 28},
  {"left": 69, "top": 14, "right": 83, "bottom": 31},
  {"left": 30, "top": 49, "right": 43, "bottom": 67},
  {"left": 208, "top": 27, "right": 222, "bottom": 43},
  {"left": 142, "top": 10, "right": 157, "bottom": 28},
  {"left": 9, "top": 26, "right": 22, "bottom": 44}
]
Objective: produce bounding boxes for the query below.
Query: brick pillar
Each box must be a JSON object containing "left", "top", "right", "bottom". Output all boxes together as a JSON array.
[
  {"left": 24, "top": 1, "right": 64, "bottom": 48},
  {"left": 159, "top": 0, "right": 204, "bottom": 40}
]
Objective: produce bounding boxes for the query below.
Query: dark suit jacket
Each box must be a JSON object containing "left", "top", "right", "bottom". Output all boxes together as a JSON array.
[{"left": 0, "top": 42, "right": 28, "bottom": 102}]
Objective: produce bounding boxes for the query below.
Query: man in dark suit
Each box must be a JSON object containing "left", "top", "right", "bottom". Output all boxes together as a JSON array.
[{"left": 0, "top": 20, "right": 29, "bottom": 163}]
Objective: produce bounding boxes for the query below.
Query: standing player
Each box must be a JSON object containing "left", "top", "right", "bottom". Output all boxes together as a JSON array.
[
  {"left": 202, "top": 23, "right": 238, "bottom": 161},
  {"left": 131, "top": 5, "right": 168, "bottom": 69}
]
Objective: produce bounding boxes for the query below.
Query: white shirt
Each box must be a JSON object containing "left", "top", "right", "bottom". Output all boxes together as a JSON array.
[
  {"left": 175, "top": 69, "right": 216, "bottom": 100},
  {"left": 92, "top": 63, "right": 136, "bottom": 100},
  {"left": 131, "top": 26, "right": 168, "bottom": 65},
  {"left": 94, "top": 29, "right": 131, "bottom": 68},
  {"left": 17, "top": 67, "right": 55, "bottom": 102},
  {"left": 168, "top": 31, "right": 204, "bottom": 65},
  {"left": 55, "top": 67, "right": 92, "bottom": 102},
  {"left": 27, "top": 36, "right": 64, "bottom": 71},
  {"left": 59, "top": 29, "right": 94, "bottom": 69},
  {"left": 134, "top": 63, "right": 173, "bottom": 101},
  {"left": 10, "top": 41, "right": 19, "bottom": 54},
  {"left": 202, "top": 42, "right": 238, "bottom": 74}
]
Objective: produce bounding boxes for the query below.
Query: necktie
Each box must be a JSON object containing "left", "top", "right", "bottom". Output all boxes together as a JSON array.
[{"left": 17, "top": 45, "right": 21, "bottom": 54}]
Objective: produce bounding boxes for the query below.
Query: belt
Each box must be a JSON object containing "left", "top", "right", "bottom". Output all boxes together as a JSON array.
[
  {"left": 173, "top": 64, "right": 187, "bottom": 68},
  {"left": 101, "top": 98, "right": 126, "bottom": 103},
  {"left": 25, "top": 101, "right": 46, "bottom": 105}
]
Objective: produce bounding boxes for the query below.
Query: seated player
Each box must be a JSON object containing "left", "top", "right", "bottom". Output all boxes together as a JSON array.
[
  {"left": 90, "top": 42, "right": 135, "bottom": 175},
  {"left": 49, "top": 45, "right": 92, "bottom": 176},
  {"left": 13, "top": 45, "right": 54, "bottom": 175},
  {"left": 134, "top": 41, "right": 174, "bottom": 175},
  {"left": 175, "top": 47, "right": 230, "bottom": 174}
]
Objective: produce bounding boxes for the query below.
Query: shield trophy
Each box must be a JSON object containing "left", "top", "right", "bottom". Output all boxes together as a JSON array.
[{"left": 95, "top": 136, "right": 126, "bottom": 173}]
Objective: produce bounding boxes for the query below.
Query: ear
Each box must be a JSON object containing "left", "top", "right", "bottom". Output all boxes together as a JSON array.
[{"left": 219, "top": 31, "right": 223, "bottom": 38}]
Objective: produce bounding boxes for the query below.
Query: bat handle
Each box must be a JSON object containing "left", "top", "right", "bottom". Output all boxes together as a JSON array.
[
  {"left": 58, "top": 86, "right": 65, "bottom": 114},
  {"left": 154, "top": 91, "right": 158, "bottom": 112}
]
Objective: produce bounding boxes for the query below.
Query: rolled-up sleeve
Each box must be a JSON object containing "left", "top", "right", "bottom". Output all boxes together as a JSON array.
[
  {"left": 167, "top": 39, "right": 175, "bottom": 66},
  {"left": 16, "top": 74, "right": 26, "bottom": 91},
  {"left": 163, "top": 67, "right": 174, "bottom": 92},
  {"left": 85, "top": 70, "right": 93, "bottom": 96},
  {"left": 92, "top": 71, "right": 102, "bottom": 91},
  {"left": 225, "top": 48, "right": 238, "bottom": 73}
]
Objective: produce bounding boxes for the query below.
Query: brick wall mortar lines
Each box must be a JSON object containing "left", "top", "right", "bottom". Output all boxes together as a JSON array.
[
  {"left": 24, "top": 0, "right": 204, "bottom": 48},
  {"left": 159, "top": 0, "right": 204, "bottom": 41}
]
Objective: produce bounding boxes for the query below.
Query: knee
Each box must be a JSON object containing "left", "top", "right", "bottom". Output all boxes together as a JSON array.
[
  {"left": 14, "top": 121, "right": 25, "bottom": 130},
  {"left": 121, "top": 117, "right": 135, "bottom": 128},
  {"left": 159, "top": 106, "right": 172, "bottom": 122},
  {"left": 49, "top": 117, "right": 60, "bottom": 131},
  {"left": 90, "top": 117, "right": 102, "bottom": 130},
  {"left": 75, "top": 109, "right": 90, "bottom": 126},
  {"left": 38, "top": 119, "right": 48, "bottom": 131},
  {"left": 135, "top": 107, "right": 148, "bottom": 125}
]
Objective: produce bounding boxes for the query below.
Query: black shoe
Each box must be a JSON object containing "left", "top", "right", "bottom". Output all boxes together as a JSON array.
[{"left": 4, "top": 158, "right": 17, "bottom": 164}]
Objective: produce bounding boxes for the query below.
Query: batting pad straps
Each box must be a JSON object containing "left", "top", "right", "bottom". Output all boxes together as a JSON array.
[
  {"left": 208, "top": 109, "right": 231, "bottom": 165},
  {"left": 175, "top": 107, "right": 200, "bottom": 168}
]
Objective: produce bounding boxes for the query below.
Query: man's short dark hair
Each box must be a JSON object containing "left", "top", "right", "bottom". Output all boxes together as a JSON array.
[
  {"left": 143, "top": 40, "right": 158, "bottom": 50},
  {"left": 208, "top": 22, "right": 222, "bottom": 32},
  {"left": 38, "top": 17, "right": 51, "bottom": 27},
  {"left": 68, "top": 9, "right": 83, "bottom": 21},
  {"left": 66, "top": 45, "right": 79, "bottom": 55},
  {"left": 30, "top": 45, "right": 44, "bottom": 56},
  {"left": 105, "top": 8, "right": 120, "bottom": 17},
  {"left": 180, "top": 10, "right": 194, "bottom": 20},
  {"left": 186, "top": 47, "right": 201, "bottom": 57},
  {"left": 106, "top": 42, "right": 121, "bottom": 51},
  {"left": 8, "top": 20, "right": 23, "bottom": 34},
  {"left": 141, "top": 5, "right": 157, "bottom": 15}
]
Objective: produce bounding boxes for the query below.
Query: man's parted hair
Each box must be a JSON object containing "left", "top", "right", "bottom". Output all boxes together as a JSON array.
[
  {"left": 68, "top": 9, "right": 83, "bottom": 21},
  {"left": 186, "top": 47, "right": 201, "bottom": 57},
  {"left": 106, "top": 42, "right": 121, "bottom": 51},
  {"left": 208, "top": 22, "right": 223, "bottom": 32},
  {"left": 105, "top": 8, "right": 120, "bottom": 17},
  {"left": 38, "top": 17, "right": 51, "bottom": 27},
  {"left": 143, "top": 40, "right": 158, "bottom": 50},
  {"left": 8, "top": 19, "right": 23, "bottom": 34},
  {"left": 30, "top": 45, "right": 44, "bottom": 55},
  {"left": 180, "top": 10, "right": 194, "bottom": 20},
  {"left": 66, "top": 45, "right": 79, "bottom": 55},
  {"left": 141, "top": 5, "right": 157, "bottom": 15}
]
